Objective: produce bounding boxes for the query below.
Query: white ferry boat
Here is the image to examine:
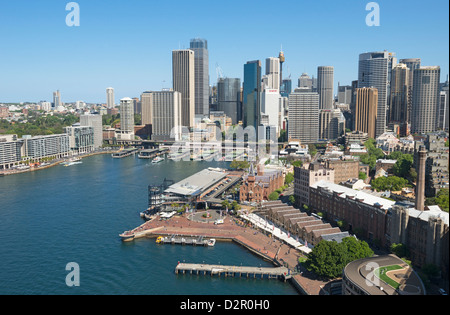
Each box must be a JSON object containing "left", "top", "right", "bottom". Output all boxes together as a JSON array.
[{"left": 152, "top": 156, "right": 164, "bottom": 164}]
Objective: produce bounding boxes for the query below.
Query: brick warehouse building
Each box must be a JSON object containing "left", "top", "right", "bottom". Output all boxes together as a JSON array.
[{"left": 240, "top": 164, "right": 284, "bottom": 203}]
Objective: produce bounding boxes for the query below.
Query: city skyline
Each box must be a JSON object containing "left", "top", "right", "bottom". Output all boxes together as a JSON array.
[{"left": 0, "top": 0, "right": 448, "bottom": 104}]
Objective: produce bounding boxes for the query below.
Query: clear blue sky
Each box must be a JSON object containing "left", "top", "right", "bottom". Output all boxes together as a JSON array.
[{"left": 0, "top": 0, "right": 448, "bottom": 103}]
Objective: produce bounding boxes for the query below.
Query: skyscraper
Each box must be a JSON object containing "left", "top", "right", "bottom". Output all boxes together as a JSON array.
[
  {"left": 317, "top": 66, "right": 334, "bottom": 110},
  {"left": 411, "top": 66, "right": 441, "bottom": 134},
  {"left": 265, "top": 57, "right": 280, "bottom": 90},
  {"left": 438, "top": 79, "right": 449, "bottom": 131},
  {"left": 140, "top": 92, "right": 153, "bottom": 126},
  {"left": 172, "top": 49, "right": 195, "bottom": 128},
  {"left": 118, "top": 97, "right": 135, "bottom": 140},
  {"left": 243, "top": 60, "right": 262, "bottom": 133},
  {"left": 400, "top": 58, "right": 421, "bottom": 122},
  {"left": 389, "top": 63, "right": 410, "bottom": 125},
  {"left": 217, "top": 78, "right": 241, "bottom": 124},
  {"left": 278, "top": 50, "right": 285, "bottom": 89},
  {"left": 190, "top": 38, "right": 209, "bottom": 117},
  {"left": 358, "top": 51, "right": 397, "bottom": 138},
  {"left": 354, "top": 87, "right": 378, "bottom": 139},
  {"left": 53, "top": 90, "right": 61, "bottom": 109},
  {"left": 149, "top": 91, "right": 182, "bottom": 141},
  {"left": 106, "top": 87, "right": 114, "bottom": 109},
  {"left": 287, "top": 89, "right": 319, "bottom": 144}
]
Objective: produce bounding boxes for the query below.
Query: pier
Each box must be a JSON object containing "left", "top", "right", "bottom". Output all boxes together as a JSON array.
[
  {"left": 112, "top": 148, "right": 138, "bottom": 158},
  {"left": 175, "top": 263, "right": 291, "bottom": 281},
  {"left": 156, "top": 234, "right": 216, "bottom": 246}
]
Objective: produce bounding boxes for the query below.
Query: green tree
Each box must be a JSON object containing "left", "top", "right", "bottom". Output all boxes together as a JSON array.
[
  {"left": 229, "top": 160, "right": 250, "bottom": 170},
  {"left": 268, "top": 191, "right": 279, "bottom": 201},
  {"left": 392, "top": 154, "right": 414, "bottom": 178},
  {"left": 305, "top": 237, "right": 374, "bottom": 279},
  {"left": 288, "top": 195, "right": 296, "bottom": 204},
  {"left": 370, "top": 176, "right": 409, "bottom": 192},
  {"left": 285, "top": 173, "right": 294, "bottom": 185}
]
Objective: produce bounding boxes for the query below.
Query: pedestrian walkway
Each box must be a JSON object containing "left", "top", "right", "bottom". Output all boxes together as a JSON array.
[{"left": 240, "top": 213, "right": 312, "bottom": 254}]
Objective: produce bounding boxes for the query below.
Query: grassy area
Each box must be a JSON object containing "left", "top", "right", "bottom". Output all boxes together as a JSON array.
[{"left": 375, "top": 265, "right": 403, "bottom": 290}]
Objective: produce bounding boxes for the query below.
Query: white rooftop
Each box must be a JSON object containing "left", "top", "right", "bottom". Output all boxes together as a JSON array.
[
  {"left": 312, "top": 180, "right": 395, "bottom": 210},
  {"left": 165, "top": 168, "right": 227, "bottom": 197}
]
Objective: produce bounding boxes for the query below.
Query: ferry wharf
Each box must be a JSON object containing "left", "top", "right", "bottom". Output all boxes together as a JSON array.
[
  {"left": 120, "top": 213, "right": 330, "bottom": 295},
  {"left": 175, "top": 263, "right": 291, "bottom": 281}
]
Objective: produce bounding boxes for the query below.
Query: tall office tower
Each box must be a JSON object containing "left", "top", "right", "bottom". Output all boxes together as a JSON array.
[
  {"left": 411, "top": 66, "right": 441, "bottom": 134},
  {"left": 106, "top": 87, "right": 115, "bottom": 109},
  {"left": 172, "top": 49, "right": 195, "bottom": 128},
  {"left": 280, "top": 79, "right": 292, "bottom": 98},
  {"left": 150, "top": 91, "right": 182, "bottom": 141},
  {"left": 261, "top": 88, "right": 282, "bottom": 136},
  {"left": 415, "top": 145, "right": 427, "bottom": 211},
  {"left": 287, "top": 90, "right": 319, "bottom": 144},
  {"left": 243, "top": 60, "right": 262, "bottom": 134},
  {"left": 438, "top": 79, "right": 449, "bottom": 131},
  {"left": 337, "top": 84, "right": 352, "bottom": 105},
  {"left": 389, "top": 63, "right": 410, "bottom": 124},
  {"left": 317, "top": 66, "right": 334, "bottom": 110},
  {"left": 278, "top": 50, "right": 285, "bottom": 89},
  {"left": 349, "top": 80, "right": 359, "bottom": 130},
  {"left": 119, "top": 97, "right": 135, "bottom": 140},
  {"left": 400, "top": 58, "right": 421, "bottom": 122},
  {"left": 140, "top": 92, "right": 153, "bottom": 126},
  {"left": 80, "top": 114, "right": 103, "bottom": 148},
  {"left": 53, "top": 90, "right": 61, "bottom": 109},
  {"left": 190, "top": 38, "right": 209, "bottom": 117},
  {"left": 217, "top": 78, "right": 241, "bottom": 124},
  {"left": 319, "top": 109, "right": 345, "bottom": 140},
  {"left": 358, "top": 51, "right": 397, "bottom": 138},
  {"left": 265, "top": 57, "right": 280, "bottom": 90},
  {"left": 298, "top": 73, "right": 313, "bottom": 89},
  {"left": 354, "top": 87, "right": 378, "bottom": 139}
]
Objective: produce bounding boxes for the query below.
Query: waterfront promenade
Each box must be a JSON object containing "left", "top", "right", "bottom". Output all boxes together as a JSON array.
[{"left": 121, "top": 212, "right": 330, "bottom": 295}]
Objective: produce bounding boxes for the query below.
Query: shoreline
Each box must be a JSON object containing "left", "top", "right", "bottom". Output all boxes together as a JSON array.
[
  {"left": 0, "top": 149, "right": 119, "bottom": 177},
  {"left": 121, "top": 213, "right": 330, "bottom": 295}
]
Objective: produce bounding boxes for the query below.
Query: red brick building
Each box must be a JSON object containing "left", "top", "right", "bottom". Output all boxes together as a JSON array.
[{"left": 239, "top": 164, "right": 284, "bottom": 203}]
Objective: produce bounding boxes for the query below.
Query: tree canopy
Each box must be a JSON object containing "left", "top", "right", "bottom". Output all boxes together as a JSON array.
[{"left": 304, "top": 237, "right": 374, "bottom": 279}]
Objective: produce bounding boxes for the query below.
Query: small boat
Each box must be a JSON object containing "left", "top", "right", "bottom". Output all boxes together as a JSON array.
[
  {"left": 152, "top": 156, "right": 164, "bottom": 164},
  {"left": 156, "top": 236, "right": 164, "bottom": 244},
  {"left": 64, "top": 161, "right": 82, "bottom": 167},
  {"left": 207, "top": 239, "right": 216, "bottom": 247}
]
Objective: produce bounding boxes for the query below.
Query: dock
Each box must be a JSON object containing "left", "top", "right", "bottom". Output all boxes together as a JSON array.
[
  {"left": 175, "top": 263, "right": 292, "bottom": 281},
  {"left": 112, "top": 148, "right": 138, "bottom": 158},
  {"left": 156, "top": 234, "right": 216, "bottom": 246}
]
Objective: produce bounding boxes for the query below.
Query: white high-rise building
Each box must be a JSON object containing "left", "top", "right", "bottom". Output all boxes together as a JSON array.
[
  {"left": 53, "top": 90, "right": 61, "bottom": 109},
  {"left": 106, "top": 87, "right": 115, "bottom": 109},
  {"left": 118, "top": 97, "right": 135, "bottom": 140},
  {"left": 80, "top": 114, "right": 103, "bottom": 148},
  {"left": 261, "top": 88, "right": 282, "bottom": 136}
]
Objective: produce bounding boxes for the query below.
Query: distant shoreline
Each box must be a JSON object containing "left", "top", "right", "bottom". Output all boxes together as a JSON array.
[{"left": 0, "top": 149, "right": 118, "bottom": 177}]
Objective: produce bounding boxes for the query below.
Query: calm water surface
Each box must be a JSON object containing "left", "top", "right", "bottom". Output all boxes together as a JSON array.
[{"left": 0, "top": 154, "right": 298, "bottom": 295}]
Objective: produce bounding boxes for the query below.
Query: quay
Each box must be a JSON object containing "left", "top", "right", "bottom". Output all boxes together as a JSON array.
[
  {"left": 138, "top": 148, "right": 168, "bottom": 159},
  {"left": 175, "top": 263, "right": 291, "bottom": 281},
  {"left": 119, "top": 213, "right": 331, "bottom": 295},
  {"left": 112, "top": 148, "right": 138, "bottom": 158},
  {"left": 156, "top": 234, "right": 216, "bottom": 246}
]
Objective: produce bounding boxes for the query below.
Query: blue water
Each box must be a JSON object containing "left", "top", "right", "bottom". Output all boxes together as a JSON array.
[{"left": 0, "top": 154, "right": 298, "bottom": 295}]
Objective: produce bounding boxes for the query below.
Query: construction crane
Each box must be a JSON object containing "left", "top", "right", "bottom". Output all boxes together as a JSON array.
[{"left": 216, "top": 63, "right": 224, "bottom": 82}]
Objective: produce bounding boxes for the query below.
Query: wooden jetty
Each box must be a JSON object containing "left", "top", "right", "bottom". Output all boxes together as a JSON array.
[{"left": 175, "top": 263, "right": 292, "bottom": 281}]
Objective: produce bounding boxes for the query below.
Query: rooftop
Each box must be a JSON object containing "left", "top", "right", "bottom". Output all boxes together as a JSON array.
[{"left": 165, "top": 168, "right": 227, "bottom": 197}]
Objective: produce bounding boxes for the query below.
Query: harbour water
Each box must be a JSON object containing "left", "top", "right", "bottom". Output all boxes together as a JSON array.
[{"left": 0, "top": 154, "right": 298, "bottom": 295}]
